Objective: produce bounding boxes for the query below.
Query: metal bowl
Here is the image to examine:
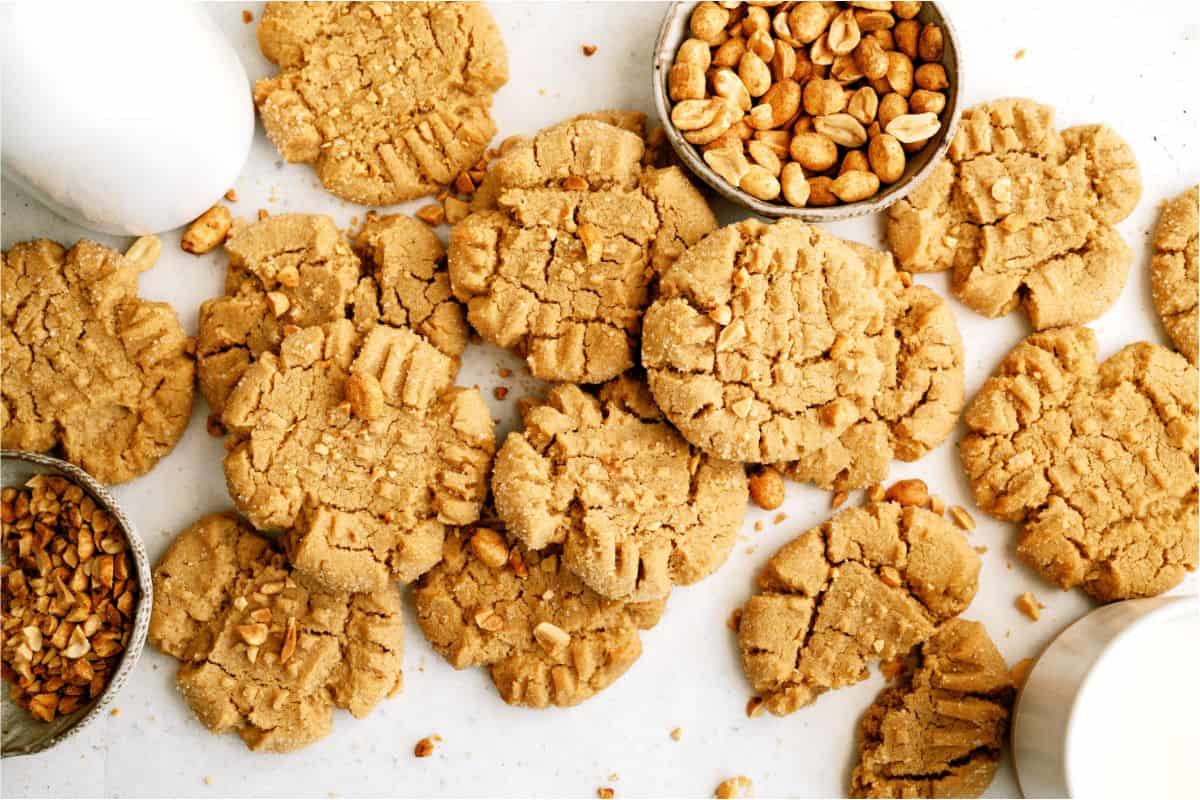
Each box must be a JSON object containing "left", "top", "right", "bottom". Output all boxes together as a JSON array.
[
  {"left": 1, "top": 451, "right": 152, "bottom": 758},
  {"left": 652, "top": 1, "right": 963, "bottom": 221}
]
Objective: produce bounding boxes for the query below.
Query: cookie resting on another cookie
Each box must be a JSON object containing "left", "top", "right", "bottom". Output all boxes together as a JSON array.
[
  {"left": 1, "top": 239, "right": 194, "bottom": 485},
  {"left": 197, "top": 213, "right": 467, "bottom": 415},
  {"left": 254, "top": 2, "right": 508, "bottom": 205},
  {"left": 149, "top": 513, "right": 404, "bottom": 752},
  {"left": 1150, "top": 186, "right": 1198, "bottom": 365},
  {"left": 414, "top": 520, "right": 665, "bottom": 708},
  {"left": 850, "top": 618, "right": 1014, "bottom": 799},
  {"left": 961, "top": 326, "right": 1198, "bottom": 602},
  {"left": 221, "top": 320, "right": 494, "bottom": 593},
  {"left": 887, "top": 98, "right": 1140, "bottom": 329},
  {"left": 643, "top": 218, "right": 963, "bottom": 490},
  {"left": 448, "top": 117, "right": 717, "bottom": 384},
  {"left": 737, "top": 500, "right": 979, "bottom": 716},
  {"left": 491, "top": 376, "right": 747, "bottom": 602}
]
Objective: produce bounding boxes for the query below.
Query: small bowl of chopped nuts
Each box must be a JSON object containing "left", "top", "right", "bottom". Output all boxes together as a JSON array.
[
  {"left": 653, "top": 1, "right": 961, "bottom": 220},
  {"left": 1, "top": 451, "right": 151, "bottom": 757}
]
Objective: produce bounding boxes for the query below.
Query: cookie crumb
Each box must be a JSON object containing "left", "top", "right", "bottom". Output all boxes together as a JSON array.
[
  {"left": 203, "top": 776, "right": 214, "bottom": 786},
  {"left": 748, "top": 468, "right": 784, "bottom": 510},
  {"left": 242, "top": 10, "right": 252, "bottom": 24},
  {"left": 745, "top": 696, "right": 764, "bottom": 718},
  {"left": 493, "top": 386, "right": 509, "bottom": 401},
  {"left": 1010, "top": 657, "right": 1035, "bottom": 689},
  {"left": 928, "top": 495, "right": 946, "bottom": 515},
  {"left": 597, "top": 788, "right": 614, "bottom": 799},
  {"left": 499, "top": 368, "right": 512, "bottom": 378},
  {"left": 866, "top": 482, "right": 885, "bottom": 502},
  {"left": 414, "top": 735, "right": 439, "bottom": 758},
  {"left": 582, "top": 44, "right": 598, "bottom": 57},
  {"left": 257, "top": 209, "right": 270, "bottom": 221},
  {"left": 1016, "top": 592, "right": 1044, "bottom": 621},
  {"left": 772, "top": 512, "right": 787, "bottom": 525},
  {"left": 715, "top": 776, "right": 753, "bottom": 798},
  {"left": 948, "top": 505, "right": 975, "bottom": 531},
  {"left": 670, "top": 727, "right": 682, "bottom": 741},
  {"left": 753, "top": 520, "right": 763, "bottom": 533},
  {"left": 1014, "top": 48, "right": 1026, "bottom": 60},
  {"left": 727, "top": 609, "right": 742, "bottom": 632},
  {"left": 974, "top": 545, "right": 988, "bottom": 554},
  {"left": 416, "top": 203, "right": 445, "bottom": 227},
  {"left": 110, "top": 708, "right": 120, "bottom": 717}
]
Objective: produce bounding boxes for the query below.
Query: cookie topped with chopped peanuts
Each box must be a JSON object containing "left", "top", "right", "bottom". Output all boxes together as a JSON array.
[
  {"left": 737, "top": 498, "right": 980, "bottom": 716},
  {"left": 491, "top": 375, "right": 747, "bottom": 603},
  {"left": 413, "top": 517, "right": 665, "bottom": 708},
  {"left": 642, "top": 218, "right": 963, "bottom": 489},
  {"left": 221, "top": 319, "right": 494, "bottom": 593},
  {"left": 197, "top": 213, "right": 467, "bottom": 416},
  {"left": 1150, "top": 186, "right": 1198, "bottom": 365},
  {"left": 448, "top": 117, "right": 717, "bottom": 384},
  {"left": 253, "top": 2, "right": 508, "bottom": 205},
  {"left": 887, "top": 98, "right": 1141, "bottom": 329},
  {"left": 1, "top": 238, "right": 194, "bottom": 485},
  {"left": 850, "top": 618, "right": 1015, "bottom": 799},
  {"left": 961, "top": 326, "right": 1198, "bottom": 602},
  {"left": 150, "top": 512, "right": 404, "bottom": 752}
]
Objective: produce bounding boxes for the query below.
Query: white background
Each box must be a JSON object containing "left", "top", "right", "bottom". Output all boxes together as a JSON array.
[{"left": 2, "top": 1, "right": 1197, "bottom": 797}]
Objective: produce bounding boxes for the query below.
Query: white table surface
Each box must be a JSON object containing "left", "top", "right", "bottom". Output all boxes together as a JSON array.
[{"left": 2, "top": 1, "right": 1197, "bottom": 797}]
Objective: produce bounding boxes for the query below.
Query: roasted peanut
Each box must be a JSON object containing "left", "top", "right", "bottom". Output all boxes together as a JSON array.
[
  {"left": 868, "top": 133, "right": 906, "bottom": 183},
  {"left": 847, "top": 86, "right": 879, "bottom": 124},
  {"left": 807, "top": 176, "right": 838, "bottom": 206},
  {"left": 703, "top": 143, "right": 752, "bottom": 185},
  {"left": 831, "top": 53, "right": 864, "bottom": 83},
  {"left": 780, "top": 162, "right": 810, "bottom": 207},
  {"left": 789, "top": 131, "right": 839, "bottom": 171},
  {"left": 909, "top": 88, "right": 946, "bottom": 115},
  {"left": 827, "top": 9, "right": 861, "bottom": 55},
  {"left": 831, "top": 169, "right": 880, "bottom": 202},
  {"left": 918, "top": 23, "right": 945, "bottom": 62},
  {"left": 878, "top": 91, "right": 909, "bottom": 128},
  {"left": 672, "top": 98, "right": 724, "bottom": 130},
  {"left": 712, "top": 68, "right": 752, "bottom": 111},
  {"left": 814, "top": 113, "right": 868, "bottom": 148},
  {"left": 740, "top": 164, "right": 781, "bottom": 200},
  {"left": 753, "top": 129, "right": 791, "bottom": 157},
  {"left": 713, "top": 36, "right": 748, "bottom": 67},
  {"left": 894, "top": 19, "right": 920, "bottom": 59},
  {"left": 758, "top": 79, "right": 801, "bottom": 128},
  {"left": 885, "top": 478, "right": 929, "bottom": 507},
  {"left": 677, "top": 37, "right": 713, "bottom": 70},
  {"left": 885, "top": 112, "right": 941, "bottom": 143},
  {"left": 690, "top": 2, "right": 731, "bottom": 43},
  {"left": 788, "top": 3, "right": 830, "bottom": 44},
  {"left": 747, "top": 29, "right": 775, "bottom": 61},
  {"left": 181, "top": 205, "right": 232, "bottom": 254},
  {"left": 747, "top": 140, "right": 783, "bottom": 176},
  {"left": 893, "top": 2, "right": 923, "bottom": 20},
  {"left": 854, "top": 36, "right": 890, "bottom": 80},
  {"left": 802, "top": 78, "right": 847, "bottom": 116},
  {"left": 742, "top": 4, "right": 770, "bottom": 35},
  {"left": 840, "top": 149, "right": 870, "bottom": 175},
  {"left": 886, "top": 51, "right": 914, "bottom": 96},
  {"left": 669, "top": 62, "right": 706, "bottom": 101},
  {"left": 854, "top": 8, "right": 894, "bottom": 32},
  {"left": 748, "top": 467, "right": 785, "bottom": 510},
  {"left": 738, "top": 51, "right": 772, "bottom": 97},
  {"left": 809, "top": 33, "right": 835, "bottom": 65},
  {"left": 914, "top": 62, "right": 948, "bottom": 91}
]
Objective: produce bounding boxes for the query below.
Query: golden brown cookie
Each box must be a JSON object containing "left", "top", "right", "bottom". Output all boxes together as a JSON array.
[
  {"left": 253, "top": 2, "right": 508, "bottom": 205},
  {"left": 850, "top": 618, "right": 1014, "bottom": 799},
  {"left": 491, "top": 376, "right": 747, "bottom": 602},
  {"left": 961, "top": 326, "right": 1198, "bottom": 602},
  {"left": 1, "top": 239, "right": 194, "bottom": 485},
  {"left": 413, "top": 519, "right": 665, "bottom": 708},
  {"left": 149, "top": 513, "right": 403, "bottom": 753},
  {"left": 887, "top": 98, "right": 1141, "bottom": 329},
  {"left": 197, "top": 213, "right": 467, "bottom": 416},
  {"left": 643, "top": 219, "right": 963, "bottom": 487},
  {"left": 1150, "top": 186, "right": 1198, "bottom": 364},
  {"left": 448, "top": 117, "right": 717, "bottom": 384},
  {"left": 737, "top": 499, "right": 979, "bottom": 716},
  {"left": 221, "top": 320, "right": 494, "bottom": 593}
]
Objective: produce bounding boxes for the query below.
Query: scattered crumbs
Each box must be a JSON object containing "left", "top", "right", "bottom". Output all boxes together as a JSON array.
[
  {"left": 670, "top": 727, "right": 682, "bottom": 741},
  {"left": 582, "top": 44, "right": 598, "bottom": 57},
  {"left": 745, "top": 696, "right": 763, "bottom": 718},
  {"left": 597, "top": 789, "right": 614, "bottom": 800},
  {"left": 607, "top": 773, "right": 619, "bottom": 782},
  {"left": 715, "top": 776, "right": 753, "bottom": 799},
  {"left": 1014, "top": 48, "right": 1026, "bottom": 60},
  {"left": 203, "top": 776, "right": 214, "bottom": 786},
  {"left": 772, "top": 512, "right": 787, "bottom": 525},
  {"left": 224, "top": 188, "right": 238, "bottom": 202},
  {"left": 1016, "top": 592, "right": 1044, "bottom": 621},
  {"left": 257, "top": 209, "right": 270, "bottom": 220},
  {"left": 493, "top": 418, "right": 502, "bottom": 425},
  {"left": 973, "top": 545, "right": 988, "bottom": 554},
  {"left": 493, "top": 386, "right": 509, "bottom": 401},
  {"left": 727, "top": 608, "right": 742, "bottom": 632},
  {"left": 242, "top": 10, "right": 253, "bottom": 24},
  {"left": 110, "top": 708, "right": 120, "bottom": 717},
  {"left": 414, "top": 734, "right": 440, "bottom": 758},
  {"left": 880, "top": 656, "right": 905, "bottom": 681},
  {"left": 498, "top": 367, "right": 512, "bottom": 378},
  {"left": 753, "top": 520, "right": 763, "bottom": 533},
  {"left": 1010, "top": 657, "right": 1035, "bottom": 689},
  {"left": 416, "top": 203, "right": 445, "bottom": 227}
]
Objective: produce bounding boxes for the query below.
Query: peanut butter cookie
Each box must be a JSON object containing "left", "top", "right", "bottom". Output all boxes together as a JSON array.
[
  {"left": 491, "top": 376, "right": 747, "bottom": 602},
  {"left": 413, "top": 519, "right": 665, "bottom": 708},
  {"left": 737, "top": 499, "right": 979, "bottom": 716},
  {"left": 643, "top": 219, "right": 963, "bottom": 487},
  {"left": 448, "top": 117, "right": 717, "bottom": 383},
  {"left": 150, "top": 513, "right": 403, "bottom": 752},
  {"left": 850, "top": 618, "right": 1014, "bottom": 799},
  {"left": 197, "top": 213, "right": 467, "bottom": 415},
  {"left": 1150, "top": 186, "right": 1198, "bottom": 364},
  {"left": 961, "top": 326, "right": 1198, "bottom": 601},
  {"left": 1, "top": 239, "right": 194, "bottom": 485},
  {"left": 222, "top": 320, "right": 494, "bottom": 593},
  {"left": 253, "top": 2, "right": 508, "bottom": 205},
  {"left": 887, "top": 98, "right": 1140, "bottom": 329}
]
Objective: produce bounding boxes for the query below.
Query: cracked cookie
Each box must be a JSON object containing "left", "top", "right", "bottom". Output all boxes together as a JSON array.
[
  {"left": 150, "top": 512, "right": 403, "bottom": 752},
  {"left": 222, "top": 319, "right": 494, "bottom": 593},
  {"left": 850, "top": 618, "right": 1014, "bottom": 799},
  {"left": 413, "top": 518, "right": 665, "bottom": 708},
  {"left": 254, "top": 2, "right": 508, "bottom": 205},
  {"left": 887, "top": 98, "right": 1140, "bottom": 329},
  {"left": 1150, "top": 186, "right": 1198, "bottom": 364},
  {"left": 961, "top": 326, "right": 1198, "bottom": 601},
  {"left": 737, "top": 499, "right": 979, "bottom": 716},
  {"left": 491, "top": 376, "right": 747, "bottom": 602},
  {"left": 643, "top": 219, "right": 963, "bottom": 485},
  {"left": 448, "top": 117, "right": 717, "bottom": 383},
  {"left": 198, "top": 213, "right": 467, "bottom": 416},
  {"left": 1, "top": 239, "right": 194, "bottom": 485}
]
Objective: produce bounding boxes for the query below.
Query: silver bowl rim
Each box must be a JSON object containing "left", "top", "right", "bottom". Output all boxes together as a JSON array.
[
  {"left": 652, "top": 0, "right": 964, "bottom": 221},
  {"left": 1, "top": 449, "right": 153, "bottom": 758}
]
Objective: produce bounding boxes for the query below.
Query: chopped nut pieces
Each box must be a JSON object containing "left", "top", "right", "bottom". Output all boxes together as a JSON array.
[
  {"left": 123, "top": 235, "right": 162, "bottom": 273},
  {"left": 668, "top": 1, "right": 950, "bottom": 207},
  {"left": 670, "top": 727, "right": 683, "bottom": 741},
  {"left": 597, "top": 789, "right": 614, "bottom": 799},
  {"left": 1, "top": 477, "right": 137, "bottom": 722},
  {"left": 533, "top": 621, "right": 571, "bottom": 653},
  {"left": 414, "top": 735, "right": 440, "bottom": 758},
  {"left": 583, "top": 44, "right": 598, "bottom": 57},
  {"left": 181, "top": 204, "right": 233, "bottom": 254},
  {"left": 748, "top": 468, "right": 785, "bottom": 511},
  {"left": 1016, "top": 592, "right": 1044, "bottom": 621},
  {"left": 884, "top": 479, "right": 928, "bottom": 507},
  {"left": 948, "top": 505, "right": 975, "bottom": 531},
  {"left": 715, "top": 776, "right": 754, "bottom": 799}
]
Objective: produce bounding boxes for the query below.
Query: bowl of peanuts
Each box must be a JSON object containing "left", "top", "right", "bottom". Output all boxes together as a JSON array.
[
  {"left": 654, "top": 1, "right": 961, "bottom": 220},
  {"left": 1, "top": 451, "right": 151, "bottom": 757}
]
